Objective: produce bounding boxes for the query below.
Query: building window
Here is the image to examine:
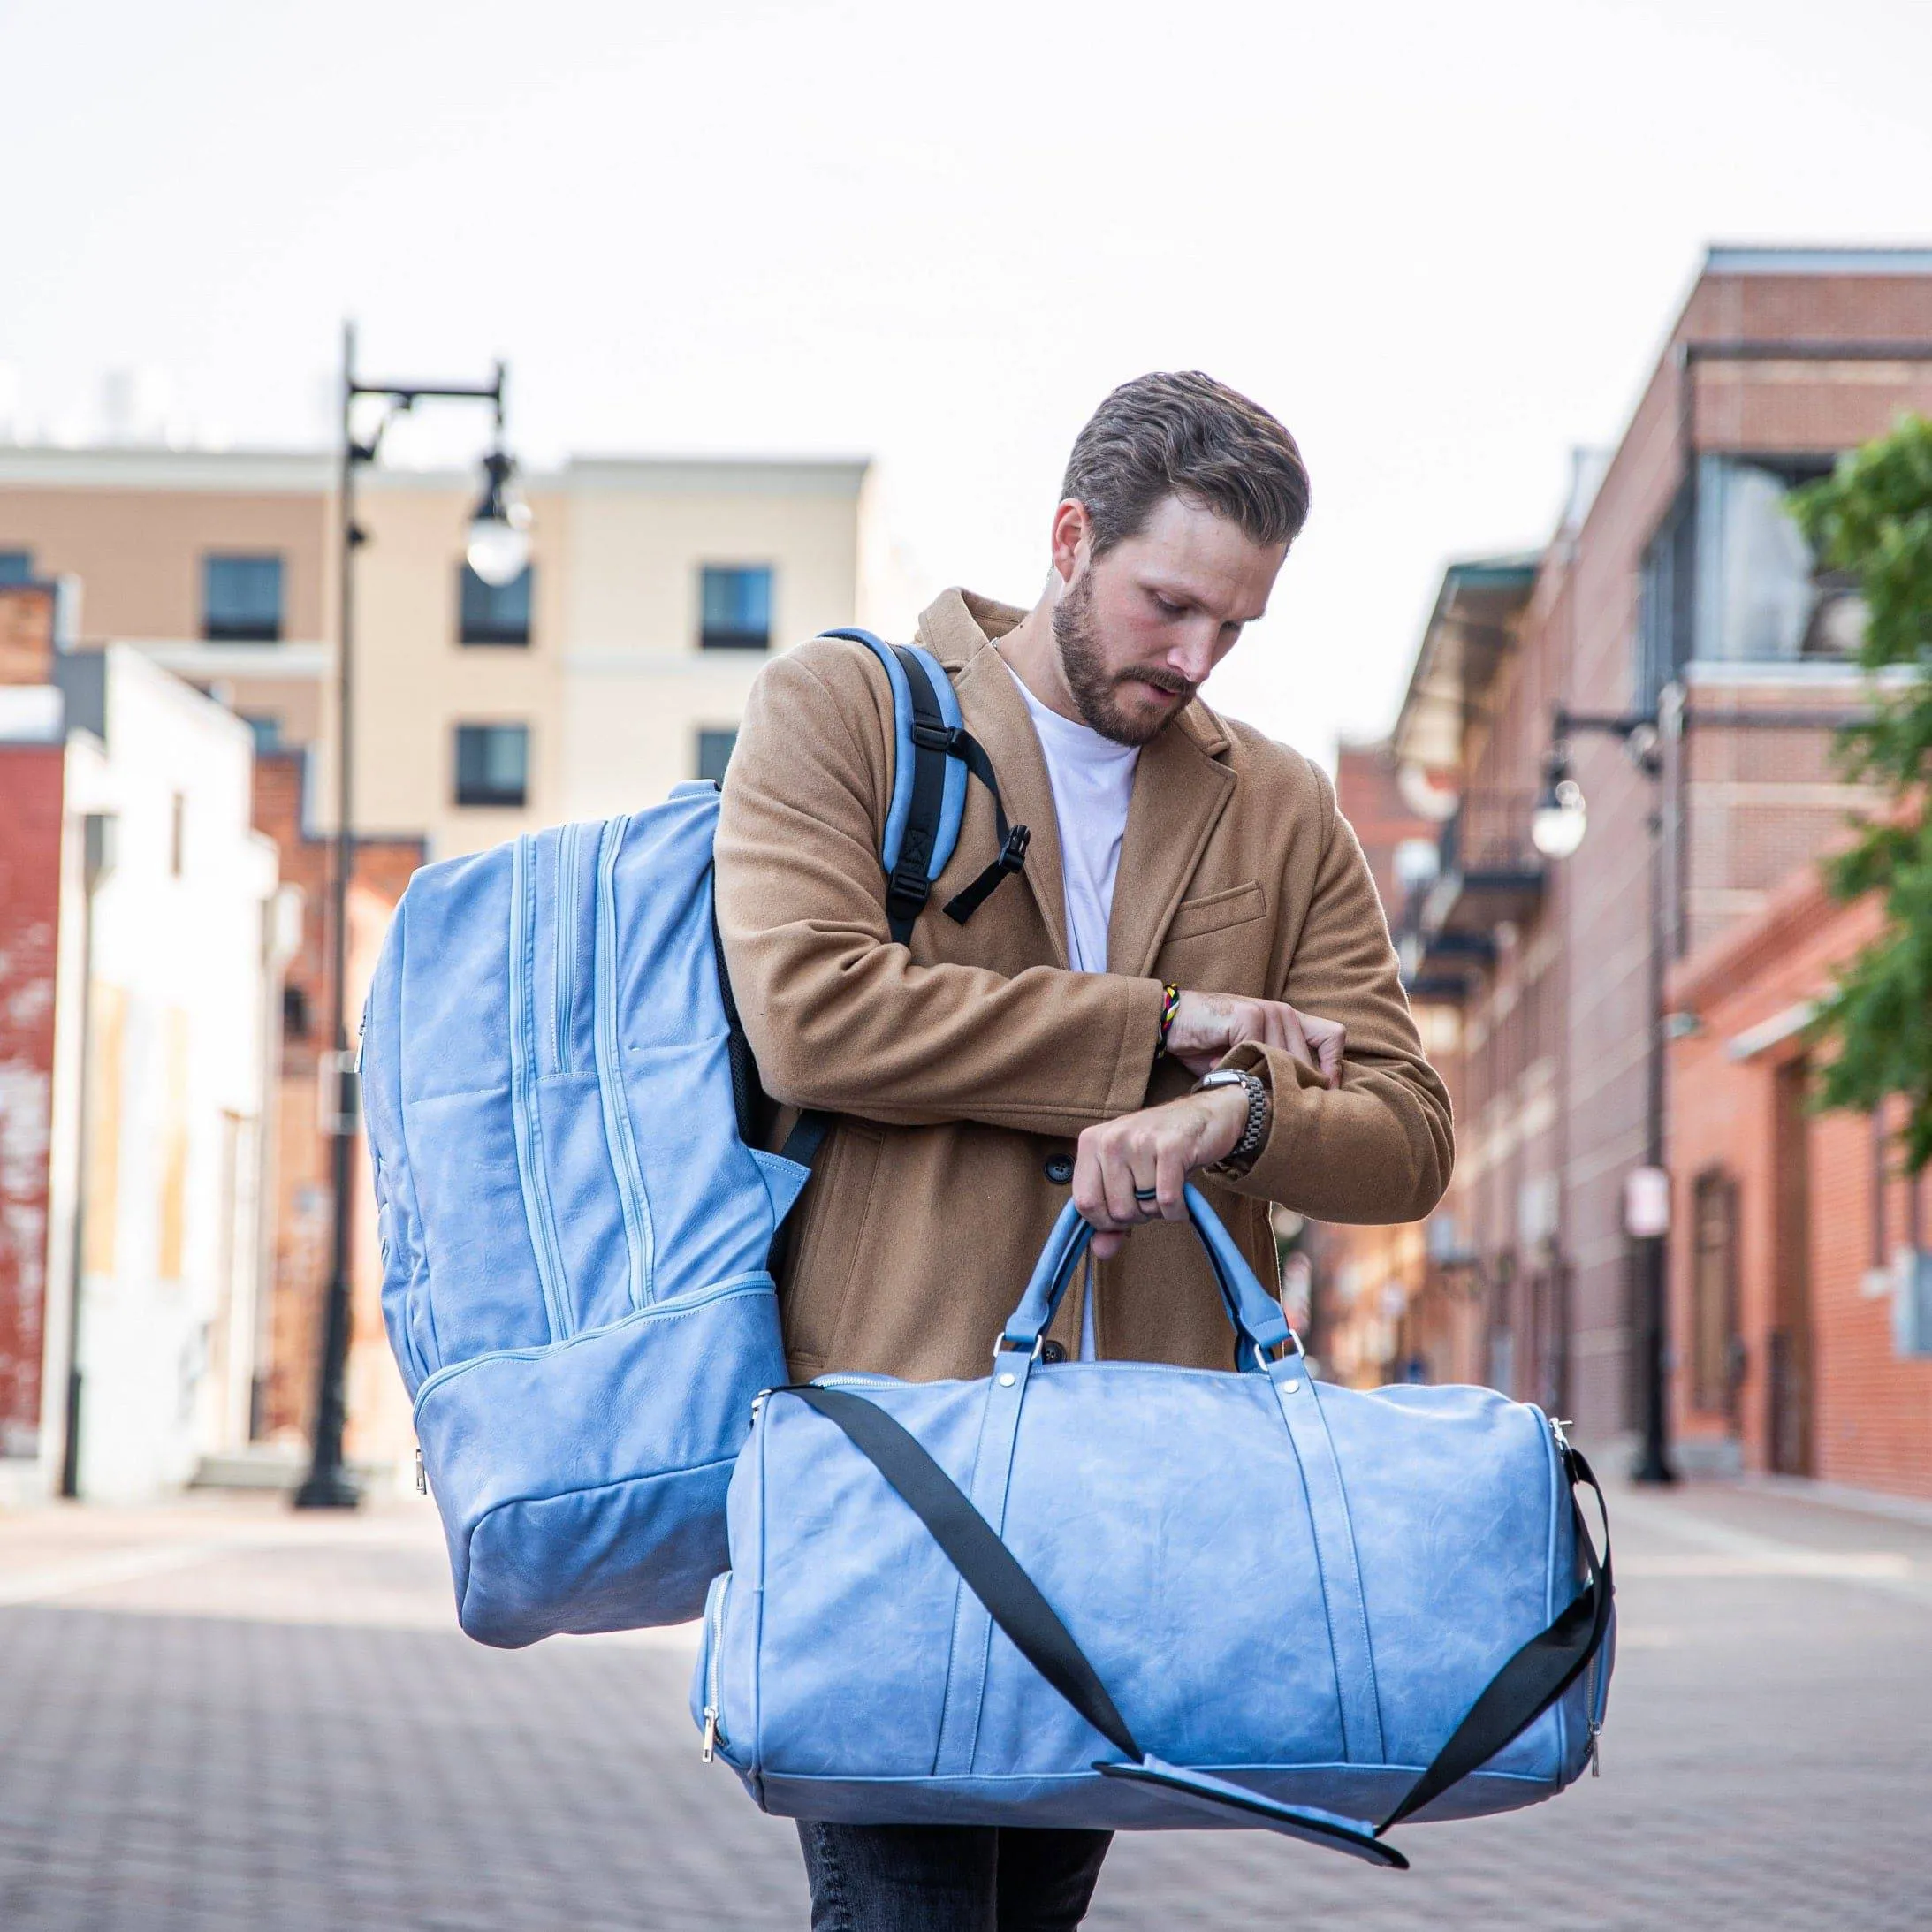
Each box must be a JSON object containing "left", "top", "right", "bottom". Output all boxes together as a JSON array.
[
  {"left": 241, "top": 714, "right": 283, "bottom": 755},
  {"left": 1637, "top": 456, "right": 1859, "bottom": 707},
  {"left": 458, "top": 562, "right": 534, "bottom": 646},
  {"left": 1694, "top": 456, "right": 1849, "bottom": 665},
  {"left": 454, "top": 723, "right": 529, "bottom": 809},
  {"left": 1636, "top": 489, "right": 1696, "bottom": 711},
  {"left": 700, "top": 565, "right": 772, "bottom": 650},
  {"left": 1689, "top": 1169, "right": 1740, "bottom": 1416},
  {"left": 0, "top": 549, "right": 34, "bottom": 584},
  {"left": 202, "top": 554, "right": 285, "bottom": 642},
  {"left": 696, "top": 728, "right": 738, "bottom": 783}
]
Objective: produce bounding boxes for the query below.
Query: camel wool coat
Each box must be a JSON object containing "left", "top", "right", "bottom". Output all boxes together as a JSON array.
[{"left": 714, "top": 589, "right": 1453, "bottom": 1381}]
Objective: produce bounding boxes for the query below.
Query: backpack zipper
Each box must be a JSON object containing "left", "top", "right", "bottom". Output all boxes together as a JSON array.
[
  {"left": 701, "top": 1571, "right": 732, "bottom": 1762},
  {"left": 554, "top": 822, "right": 580, "bottom": 1075},
  {"left": 592, "top": 815, "right": 653, "bottom": 1309},
  {"left": 509, "top": 834, "right": 573, "bottom": 1341}
]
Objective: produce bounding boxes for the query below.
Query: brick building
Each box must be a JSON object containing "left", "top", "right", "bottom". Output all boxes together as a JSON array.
[
  {"left": 0, "top": 739, "right": 64, "bottom": 1463},
  {"left": 1305, "top": 739, "right": 1468, "bottom": 1384},
  {"left": 1667, "top": 866, "right": 1931, "bottom": 1497},
  {"left": 1393, "top": 246, "right": 1932, "bottom": 1445}
]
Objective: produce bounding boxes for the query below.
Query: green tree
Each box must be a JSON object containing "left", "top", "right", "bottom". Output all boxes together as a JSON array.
[{"left": 1791, "top": 414, "right": 1932, "bottom": 1174}]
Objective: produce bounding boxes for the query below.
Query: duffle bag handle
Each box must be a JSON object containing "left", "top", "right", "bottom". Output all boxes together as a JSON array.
[{"left": 1001, "top": 1185, "right": 1297, "bottom": 1368}]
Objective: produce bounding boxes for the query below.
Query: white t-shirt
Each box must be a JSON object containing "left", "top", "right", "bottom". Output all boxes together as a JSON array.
[
  {"left": 1007, "top": 663, "right": 1140, "bottom": 1362},
  {"left": 1006, "top": 664, "right": 1140, "bottom": 974}
]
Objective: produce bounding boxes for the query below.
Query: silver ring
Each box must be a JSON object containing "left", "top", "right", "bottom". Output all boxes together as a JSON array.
[{"left": 1133, "top": 1186, "right": 1159, "bottom": 1204}]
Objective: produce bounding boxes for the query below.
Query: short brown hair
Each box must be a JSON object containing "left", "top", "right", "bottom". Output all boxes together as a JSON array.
[{"left": 1061, "top": 370, "right": 1311, "bottom": 555}]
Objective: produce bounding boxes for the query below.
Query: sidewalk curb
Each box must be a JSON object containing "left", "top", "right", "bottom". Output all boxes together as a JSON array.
[{"left": 1733, "top": 1472, "right": 1932, "bottom": 1531}]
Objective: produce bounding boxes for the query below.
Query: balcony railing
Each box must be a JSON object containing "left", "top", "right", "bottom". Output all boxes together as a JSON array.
[{"left": 1397, "top": 789, "right": 1543, "bottom": 999}]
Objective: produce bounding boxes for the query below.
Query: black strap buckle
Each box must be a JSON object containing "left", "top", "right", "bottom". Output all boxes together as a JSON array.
[
  {"left": 995, "top": 824, "right": 1031, "bottom": 873},
  {"left": 910, "top": 721, "right": 967, "bottom": 754},
  {"left": 886, "top": 861, "right": 932, "bottom": 943}
]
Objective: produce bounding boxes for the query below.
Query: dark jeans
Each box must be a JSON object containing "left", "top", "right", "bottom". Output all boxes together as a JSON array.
[{"left": 796, "top": 1822, "right": 1112, "bottom": 1932}]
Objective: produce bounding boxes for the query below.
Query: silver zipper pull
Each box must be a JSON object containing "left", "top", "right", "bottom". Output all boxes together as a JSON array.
[
  {"left": 701, "top": 1706, "right": 719, "bottom": 1764},
  {"left": 1587, "top": 1720, "right": 1601, "bottom": 1777},
  {"left": 415, "top": 1447, "right": 427, "bottom": 1495}
]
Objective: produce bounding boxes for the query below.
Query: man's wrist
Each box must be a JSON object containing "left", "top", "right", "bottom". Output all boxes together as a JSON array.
[
  {"left": 1155, "top": 982, "right": 1183, "bottom": 1056},
  {"left": 1193, "top": 1068, "right": 1270, "bottom": 1177}
]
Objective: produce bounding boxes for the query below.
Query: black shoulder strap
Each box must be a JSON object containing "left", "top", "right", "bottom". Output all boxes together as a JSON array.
[
  {"left": 788, "top": 1384, "right": 1612, "bottom": 1861},
  {"left": 882, "top": 646, "right": 955, "bottom": 947},
  {"left": 1376, "top": 1445, "right": 1612, "bottom": 1830}
]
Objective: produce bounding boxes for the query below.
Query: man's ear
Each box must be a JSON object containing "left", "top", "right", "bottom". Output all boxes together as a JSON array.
[{"left": 1049, "top": 498, "right": 1092, "bottom": 585}]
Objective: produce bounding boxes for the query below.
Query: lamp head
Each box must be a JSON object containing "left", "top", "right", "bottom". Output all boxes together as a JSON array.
[
  {"left": 1531, "top": 751, "right": 1587, "bottom": 860},
  {"left": 466, "top": 448, "right": 531, "bottom": 587}
]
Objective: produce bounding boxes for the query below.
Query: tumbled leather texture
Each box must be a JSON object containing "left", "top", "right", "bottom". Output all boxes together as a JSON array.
[
  {"left": 362, "top": 786, "right": 802, "bottom": 1647},
  {"left": 696, "top": 1194, "right": 1613, "bottom": 1831}
]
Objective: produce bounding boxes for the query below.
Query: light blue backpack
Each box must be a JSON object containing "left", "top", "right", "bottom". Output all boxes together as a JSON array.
[
  {"left": 695, "top": 1189, "right": 1614, "bottom": 1867},
  {"left": 362, "top": 629, "right": 1031, "bottom": 1647}
]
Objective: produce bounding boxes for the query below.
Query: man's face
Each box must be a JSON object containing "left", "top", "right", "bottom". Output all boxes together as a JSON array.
[{"left": 1051, "top": 493, "right": 1287, "bottom": 746}]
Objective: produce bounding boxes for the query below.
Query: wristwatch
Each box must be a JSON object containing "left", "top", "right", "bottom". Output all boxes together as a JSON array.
[{"left": 1193, "top": 1069, "right": 1270, "bottom": 1177}]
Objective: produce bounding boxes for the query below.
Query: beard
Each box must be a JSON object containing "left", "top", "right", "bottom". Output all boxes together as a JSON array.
[{"left": 1051, "top": 570, "right": 1196, "bottom": 747}]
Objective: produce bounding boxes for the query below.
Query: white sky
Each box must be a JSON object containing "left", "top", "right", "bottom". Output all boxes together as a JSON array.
[{"left": 4, "top": 0, "right": 1930, "bottom": 765}]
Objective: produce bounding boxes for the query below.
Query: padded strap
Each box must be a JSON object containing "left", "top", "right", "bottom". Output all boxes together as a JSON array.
[
  {"left": 817, "top": 628, "right": 1029, "bottom": 942},
  {"left": 787, "top": 1385, "right": 1403, "bottom": 1867},
  {"left": 880, "top": 646, "right": 955, "bottom": 946}
]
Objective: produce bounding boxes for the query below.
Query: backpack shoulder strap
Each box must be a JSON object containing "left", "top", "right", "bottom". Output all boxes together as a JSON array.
[{"left": 818, "top": 627, "right": 1026, "bottom": 946}]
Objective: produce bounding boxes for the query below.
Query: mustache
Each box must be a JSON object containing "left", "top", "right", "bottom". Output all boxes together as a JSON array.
[{"left": 1118, "top": 666, "right": 1196, "bottom": 699}]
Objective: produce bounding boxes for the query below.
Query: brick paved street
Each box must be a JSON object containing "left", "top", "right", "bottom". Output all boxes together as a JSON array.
[{"left": 2, "top": 1471, "right": 1928, "bottom": 1931}]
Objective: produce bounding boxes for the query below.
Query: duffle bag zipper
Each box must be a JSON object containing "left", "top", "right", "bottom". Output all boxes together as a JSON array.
[
  {"left": 1586, "top": 1651, "right": 1602, "bottom": 1776},
  {"left": 701, "top": 1572, "right": 733, "bottom": 1763}
]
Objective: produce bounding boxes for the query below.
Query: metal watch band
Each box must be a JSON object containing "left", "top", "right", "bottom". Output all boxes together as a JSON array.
[{"left": 1193, "top": 1069, "right": 1270, "bottom": 1175}]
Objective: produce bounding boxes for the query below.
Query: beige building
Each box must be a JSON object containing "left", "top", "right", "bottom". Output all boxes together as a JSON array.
[
  {"left": 0, "top": 442, "right": 870, "bottom": 1497},
  {"left": 0, "top": 446, "right": 871, "bottom": 856}
]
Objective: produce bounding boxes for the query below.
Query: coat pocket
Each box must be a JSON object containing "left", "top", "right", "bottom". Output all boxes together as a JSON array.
[{"left": 1165, "top": 879, "right": 1268, "bottom": 942}]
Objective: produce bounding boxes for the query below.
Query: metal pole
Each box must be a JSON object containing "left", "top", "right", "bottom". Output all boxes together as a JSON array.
[
  {"left": 1632, "top": 792, "right": 1678, "bottom": 1485},
  {"left": 296, "top": 320, "right": 363, "bottom": 1510}
]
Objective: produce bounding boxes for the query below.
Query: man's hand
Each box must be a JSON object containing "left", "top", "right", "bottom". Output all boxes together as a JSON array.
[
  {"left": 1165, "top": 991, "right": 1345, "bottom": 1085},
  {"left": 1073, "top": 1086, "right": 1249, "bottom": 1259}
]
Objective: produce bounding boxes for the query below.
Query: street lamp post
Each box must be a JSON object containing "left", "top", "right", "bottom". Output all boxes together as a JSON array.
[
  {"left": 295, "top": 321, "right": 528, "bottom": 1510},
  {"left": 1532, "top": 703, "right": 1679, "bottom": 1487}
]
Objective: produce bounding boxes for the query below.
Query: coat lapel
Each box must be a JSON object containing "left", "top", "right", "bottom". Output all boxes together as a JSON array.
[
  {"left": 913, "top": 589, "right": 1238, "bottom": 980},
  {"left": 1107, "top": 702, "right": 1236, "bottom": 980},
  {"left": 917, "top": 589, "right": 1071, "bottom": 969}
]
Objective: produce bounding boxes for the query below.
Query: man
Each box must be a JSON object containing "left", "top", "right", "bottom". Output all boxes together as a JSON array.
[{"left": 716, "top": 371, "right": 1453, "bottom": 1931}]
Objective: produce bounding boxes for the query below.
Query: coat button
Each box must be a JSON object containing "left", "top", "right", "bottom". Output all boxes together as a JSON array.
[
  {"left": 1040, "top": 1340, "right": 1068, "bottom": 1365},
  {"left": 1044, "top": 1154, "right": 1075, "bottom": 1184}
]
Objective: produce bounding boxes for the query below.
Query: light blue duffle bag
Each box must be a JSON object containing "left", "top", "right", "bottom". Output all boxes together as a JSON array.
[
  {"left": 362, "top": 629, "right": 1033, "bottom": 1647},
  {"left": 694, "top": 1188, "right": 1613, "bottom": 1868}
]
